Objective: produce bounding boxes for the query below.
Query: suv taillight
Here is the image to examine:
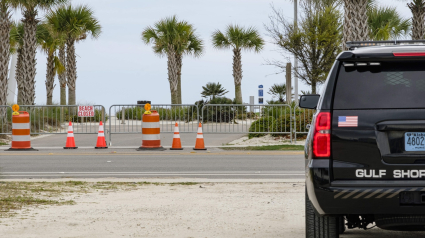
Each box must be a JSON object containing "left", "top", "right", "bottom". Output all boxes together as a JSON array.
[{"left": 313, "top": 112, "right": 331, "bottom": 157}]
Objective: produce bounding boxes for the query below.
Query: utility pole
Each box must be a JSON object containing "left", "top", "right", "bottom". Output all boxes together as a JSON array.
[
  {"left": 286, "top": 63, "right": 292, "bottom": 104},
  {"left": 294, "top": 0, "right": 299, "bottom": 103}
]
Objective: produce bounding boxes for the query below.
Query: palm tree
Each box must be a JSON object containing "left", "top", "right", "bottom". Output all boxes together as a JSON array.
[
  {"left": 142, "top": 16, "right": 203, "bottom": 104},
  {"left": 408, "top": 0, "right": 425, "bottom": 40},
  {"left": 212, "top": 25, "right": 264, "bottom": 104},
  {"left": 0, "top": 0, "right": 13, "bottom": 108},
  {"left": 58, "top": 43, "right": 66, "bottom": 105},
  {"left": 39, "top": 23, "right": 65, "bottom": 105},
  {"left": 343, "top": 0, "right": 369, "bottom": 48},
  {"left": 267, "top": 83, "right": 289, "bottom": 103},
  {"left": 201, "top": 82, "right": 229, "bottom": 101},
  {"left": 9, "top": 22, "right": 46, "bottom": 104},
  {"left": 46, "top": 4, "right": 101, "bottom": 106},
  {"left": 368, "top": 6, "right": 410, "bottom": 40},
  {"left": 11, "top": 0, "right": 67, "bottom": 105}
]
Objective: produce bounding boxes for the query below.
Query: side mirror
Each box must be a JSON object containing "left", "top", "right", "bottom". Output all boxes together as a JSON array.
[{"left": 299, "top": 94, "right": 320, "bottom": 109}]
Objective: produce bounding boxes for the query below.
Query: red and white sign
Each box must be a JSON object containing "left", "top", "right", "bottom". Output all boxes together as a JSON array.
[{"left": 78, "top": 105, "right": 95, "bottom": 117}]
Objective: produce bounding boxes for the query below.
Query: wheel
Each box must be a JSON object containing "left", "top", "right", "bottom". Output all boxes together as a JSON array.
[
  {"left": 338, "top": 216, "right": 346, "bottom": 234},
  {"left": 306, "top": 190, "right": 339, "bottom": 238},
  {"left": 376, "top": 215, "right": 425, "bottom": 231}
]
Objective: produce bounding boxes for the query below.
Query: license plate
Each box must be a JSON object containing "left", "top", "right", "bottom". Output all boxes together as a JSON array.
[{"left": 405, "top": 132, "right": 425, "bottom": 151}]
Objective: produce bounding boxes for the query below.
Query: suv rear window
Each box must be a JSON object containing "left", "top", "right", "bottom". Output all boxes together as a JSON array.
[{"left": 333, "top": 61, "right": 425, "bottom": 109}]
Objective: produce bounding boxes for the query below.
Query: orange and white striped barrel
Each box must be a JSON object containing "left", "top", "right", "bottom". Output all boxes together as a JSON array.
[
  {"left": 9, "top": 111, "right": 35, "bottom": 150},
  {"left": 138, "top": 110, "right": 164, "bottom": 150}
]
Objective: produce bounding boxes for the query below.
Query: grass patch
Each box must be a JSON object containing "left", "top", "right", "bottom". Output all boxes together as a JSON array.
[
  {"left": 0, "top": 142, "right": 7, "bottom": 146},
  {"left": 169, "top": 182, "right": 198, "bottom": 186},
  {"left": 220, "top": 145, "right": 304, "bottom": 151}
]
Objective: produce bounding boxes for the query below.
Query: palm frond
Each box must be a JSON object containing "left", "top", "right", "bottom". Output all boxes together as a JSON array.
[
  {"left": 142, "top": 15, "right": 204, "bottom": 57},
  {"left": 212, "top": 24, "right": 264, "bottom": 52},
  {"left": 201, "top": 82, "right": 229, "bottom": 100},
  {"left": 367, "top": 5, "right": 411, "bottom": 40},
  {"left": 9, "top": 0, "right": 68, "bottom": 11},
  {"left": 53, "top": 55, "right": 65, "bottom": 75},
  {"left": 45, "top": 4, "right": 102, "bottom": 42}
]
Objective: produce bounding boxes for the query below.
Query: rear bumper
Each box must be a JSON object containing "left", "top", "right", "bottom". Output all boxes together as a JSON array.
[
  {"left": 315, "top": 185, "right": 425, "bottom": 215},
  {"left": 306, "top": 163, "right": 425, "bottom": 215}
]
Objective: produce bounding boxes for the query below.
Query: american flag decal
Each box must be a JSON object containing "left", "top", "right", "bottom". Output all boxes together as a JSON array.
[{"left": 338, "top": 116, "right": 358, "bottom": 127}]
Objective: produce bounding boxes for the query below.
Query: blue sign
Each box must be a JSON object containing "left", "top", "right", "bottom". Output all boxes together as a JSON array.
[{"left": 258, "top": 85, "right": 264, "bottom": 104}]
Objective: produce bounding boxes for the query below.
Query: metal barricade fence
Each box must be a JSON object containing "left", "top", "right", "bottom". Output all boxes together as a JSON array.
[
  {"left": 1, "top": 103, "right": 316, "bottom": 146},
  {"left": 108, "top": 104, "right": 199, "bottom": 146},
  {"left": 293, "top": 105, "right": 316, "bottom": 141},
  {"left": 16, "top": 105, "right": 106, "bottom": 135},
  {"left": 0, "top": 105, "right": 13, "bottom": 136},
  {"left": 201, "top": 104, "right": 292, "bottom": 141}
]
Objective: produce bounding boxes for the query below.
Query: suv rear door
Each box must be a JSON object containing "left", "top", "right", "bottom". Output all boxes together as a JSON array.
[{"left": 332, "top": 60, "right": 425, "bottom": 181}]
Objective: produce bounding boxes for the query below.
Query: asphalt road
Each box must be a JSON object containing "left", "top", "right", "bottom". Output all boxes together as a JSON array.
[{"left": 0, "top": 149, "right": 304, "bottom": 179}]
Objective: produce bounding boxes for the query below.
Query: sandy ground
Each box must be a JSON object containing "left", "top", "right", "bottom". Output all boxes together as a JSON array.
[
  {"left": 2, "top": 179, "right": 425, "bottom": 237},
  {"left": 0, "top": 180, "right": 304, "bottom": 238},
  {"left": 227, "top": 134, "right": 305, "bottom": 146}
]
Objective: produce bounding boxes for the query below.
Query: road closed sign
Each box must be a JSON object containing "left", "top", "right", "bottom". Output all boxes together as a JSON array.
[{"left": 78, "top": 105, "right": 95, "bottom": 117}]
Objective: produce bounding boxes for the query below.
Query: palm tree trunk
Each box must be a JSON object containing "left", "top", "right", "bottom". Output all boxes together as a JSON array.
[
  {"left": 21, "top": 9, "right": 39, "bottom": 105},
  {"left": 176, "top": 54, "right": 182, "bottom": 104},
  {"left": 16, "top": 48, "right": 24, "bottom": 105},
  {"left": 0, "top": 4, "right": 11, "bottom": 109},
  {"left": 59, "top": 45, "right": 67, "bottom": 105},
  {"left": 167, "top": 46, "right": 179, "bottom": 104},
  {"left": 408, "top": 0, "right": 425, "bottom": 40},
  {"left": 45, "top": 52, "right": 55, "bottom": 105},
  {"left": 233, "top": 48, "right": 243, "bottom": 104},
  {"left": 66, "top": 38, "right": 77, "bottom": 107},
  {"left": 343, "top": 0, "right": 369, "bottom": 49}
]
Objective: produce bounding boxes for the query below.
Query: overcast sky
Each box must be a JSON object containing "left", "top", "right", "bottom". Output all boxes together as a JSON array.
[{"left": 8, "top": 0, "right": 413, "bottom": 108}]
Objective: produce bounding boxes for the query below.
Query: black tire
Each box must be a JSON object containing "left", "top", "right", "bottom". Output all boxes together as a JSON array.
[
  {"left": 338, "top": 216, "right": 346, "bottom": 234},
  {"left": 376, "top": 215, "right": 425, "bottom": 231},
  {"left": 306, "top": 190, "right": 339, "bottom": 238}
]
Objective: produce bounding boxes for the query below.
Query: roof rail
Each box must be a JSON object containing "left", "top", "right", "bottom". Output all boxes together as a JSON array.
[{"left": 346, "top": 40, "right": 425, "bottom": 50}]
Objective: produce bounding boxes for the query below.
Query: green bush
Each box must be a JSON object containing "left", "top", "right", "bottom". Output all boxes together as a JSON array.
[
  {"left": 201, "top": 97, "right": 237, "bottom": 123},
  {"left": 248, "top": 106, "right": 315, "bottom": 139},
  {"left": 26, "top": 107, "right": 65, "bottom": 132},
  {"left": 115, "top": 106, "right": 197, "bottom": 122},
  {"left": 248, "top": 116, "right": 276, "bottom": 139},
  {"left": 115, "top": 107, "right": 144, "bottom": 120},
  {"left": 273, "top": 114, "right": 292, "bottom": 135},
  {"left": 293, "top": 108, "right": 314, "bottom": 132}
]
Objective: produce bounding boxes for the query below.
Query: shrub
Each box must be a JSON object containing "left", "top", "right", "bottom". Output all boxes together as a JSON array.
[
  {"left": 248, "top": 106, "right": 315, "bottom": 138},
  {"left": 115, "top": 106, "right": 197, "bottom": 122},
  {"left": 248, "top": 116, "right": 276, "bottom": 138},
  {"left": 201, "top": 97, "right": 237, "bottom": 123},
  {"left": 273, "top": 114, "right": 292, "bottom": 135}
]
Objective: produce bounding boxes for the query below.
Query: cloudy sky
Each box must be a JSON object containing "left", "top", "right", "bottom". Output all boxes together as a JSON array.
[{"left": 8, "top": 0, "right": 412, "bottom": 108}]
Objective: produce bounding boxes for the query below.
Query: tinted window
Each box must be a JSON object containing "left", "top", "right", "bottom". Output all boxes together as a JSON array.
[{"left": 334, "top": 61, "right": 425, "bottom": 109}]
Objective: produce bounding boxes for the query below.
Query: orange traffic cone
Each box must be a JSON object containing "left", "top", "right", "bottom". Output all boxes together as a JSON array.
[
  {"left": 193, "top": 122, "right": 207, "bottom": 150},
  {"left": 95, "top": 121, "right": 108, "bottom": 149},
  {"left": 170, "top": 123, "right": 183, "bottom": 150},
  {"left": 64, "top": 121, "right": 78, "bottom": 149}
]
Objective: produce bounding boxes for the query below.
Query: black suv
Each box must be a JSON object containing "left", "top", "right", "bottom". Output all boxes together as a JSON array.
[{"left": 300, "top": 40, "right": 425, "bottom": 237}]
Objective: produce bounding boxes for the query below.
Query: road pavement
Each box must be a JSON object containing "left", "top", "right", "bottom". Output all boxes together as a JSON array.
[{"left": 0, "top": 149, "right": 304, "bottom": 179}]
